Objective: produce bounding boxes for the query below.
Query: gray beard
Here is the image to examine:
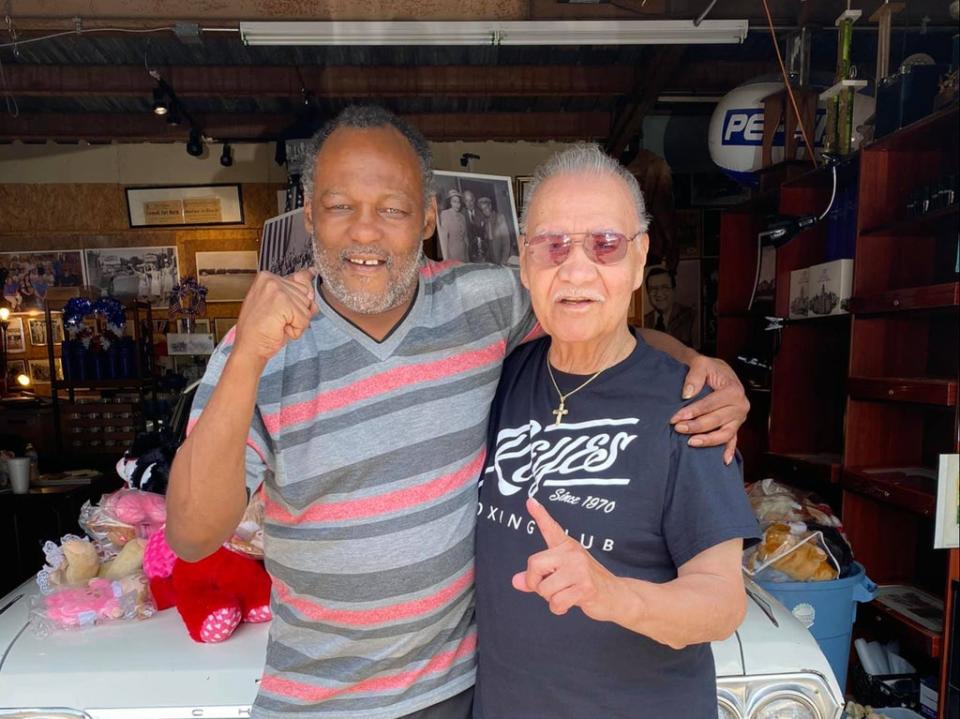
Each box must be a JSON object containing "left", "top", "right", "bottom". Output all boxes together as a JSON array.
[{"left": 312, "top": 234, "right": 423, "bottom": 315}]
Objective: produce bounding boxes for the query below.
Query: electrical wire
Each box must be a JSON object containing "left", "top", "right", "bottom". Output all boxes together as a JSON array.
[
  {"left": 0, "top": 25, "right": 175, "bottom": 50},
  {"left": 818, "top": 165, "right": 838, "bottom": 221},
  {"left": 0, "top": 54, "right": 19, "bottom": 117},
  {"left": 759, "top": 0, "right": 818, "bottom": 168}
]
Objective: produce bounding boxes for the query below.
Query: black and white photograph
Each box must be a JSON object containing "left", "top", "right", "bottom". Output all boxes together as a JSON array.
[
  {"left": 28, "top": 358, "right": 53, "bottom": 384},
  {"left": 4, "top": 316, "right": 24, "bottom": 353},
  {"left": 167, "top": 331, "right": 215, "bottom": 356},
  {"left": 642, "top": 261, "right": 701, "bottom": 350},
  {"left": 195, "top": 251, "right": 258, "bottom": 302},
  {"left": 433, "top": 170, "right": 519, "bottom": 266},
  {"left": 514, "top": 175, "right": 534, "bottom": 216},
  {"left": 83, "top": 246, "right": 179, "bottom": 306},
  {"left": 27, "top": 316, "right": 65, "bottom": 346},
  {"left": 0, "top": 250, "right": 85, "bottom": 312},
  {"left": 5, "top": 359, "right": 26, "bottom": 384},
  {"left": 259, "top": 208, "right": 313, "bottom": 276}
]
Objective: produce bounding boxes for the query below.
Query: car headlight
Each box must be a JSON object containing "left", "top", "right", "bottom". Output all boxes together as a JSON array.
[
  {"left": 752, "top": 692, "right": 820, "bottom": 719},
  {"left": 718, "top": 696, "right": 742, "bottom": 719}
]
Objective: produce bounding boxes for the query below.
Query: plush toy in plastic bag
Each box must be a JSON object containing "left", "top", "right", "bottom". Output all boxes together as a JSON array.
[
  {"left": 743, "top": 479, "right": 854, "bottom": 582},
  {"left": 78, "top": 488, "right": 166, "bottom": 559}
]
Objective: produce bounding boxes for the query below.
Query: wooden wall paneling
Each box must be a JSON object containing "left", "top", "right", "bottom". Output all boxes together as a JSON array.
[
  {"left": 844, "top": 399, "right": 926, "bottom": 467},
  {"left": 850, "top": 315, "right": 935, "bottom": 377},
  {"left": 768, "top": 321, "right": 849, "bottom": 455},
  {"left": 842, "top": 489, "right": 921, "bottom": 585},
  {"left": 854, "top": 233, "right": 939, "bottom": 296},
  {"left": 717, "top": 210, "right": 763, "bottom": 315},
  {"left": 859, "top": 150, "right": 943, "bottom": 233}
]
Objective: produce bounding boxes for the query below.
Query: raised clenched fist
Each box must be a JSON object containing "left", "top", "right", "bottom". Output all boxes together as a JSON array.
[{"left": 232, "top": 269, "right": 319, "bottom": 363}]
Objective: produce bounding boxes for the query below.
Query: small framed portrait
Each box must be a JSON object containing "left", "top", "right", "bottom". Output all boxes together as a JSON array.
[
  {"left": 433, "top": 171, "right": 520, "bottom": 266},
  {"left": 641, "top": 261, "right": 702, "bottom": 350},
  {"left": 4, "top": 316, "right": 25, "bottom": 353},
  {"left": 28, "top": 359, "right": 53, "bottom": 384},
  {"left": 514, "top": 175, "right": 534, "bottom": 215},
  {"left": 27, "top": 316, "right": 64, "bottom": 346},
  {"left": 214, "top": 317, "right": 238, "bottom": 344},
  {"left": 5, "top": 359, "right": 26, "bottom": 383}
]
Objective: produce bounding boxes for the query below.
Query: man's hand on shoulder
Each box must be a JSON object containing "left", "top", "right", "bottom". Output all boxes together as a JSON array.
[
  {"left": 232, "top": 269, "right": 319, "bottom": 365},
  {"left": 671, "top": 356, "right": 749, "bottom": 465}
]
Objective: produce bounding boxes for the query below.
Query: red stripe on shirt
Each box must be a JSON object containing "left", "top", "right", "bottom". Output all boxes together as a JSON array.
[
  {"left": 261, "top": 339, "right": 506, "bottom": 434},
  {"left": 260, "top": 631, "right": 477, "bottom": 703},
  {"left": 420, "top": 259, "right": 460, "bottom": 278},
  {"left": 185, "top": 417, "right": 268, "bottom": 464},
  {"left": 264, "top": 450, "right": 485, "bottom": 524},
  {"left": 272, "top": 567, "right": 474, "bottom": 628}
]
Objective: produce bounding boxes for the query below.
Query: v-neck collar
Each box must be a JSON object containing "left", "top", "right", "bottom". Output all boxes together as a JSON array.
[{"left": 313, "top": 274, "right": 424, "bottom": 361}]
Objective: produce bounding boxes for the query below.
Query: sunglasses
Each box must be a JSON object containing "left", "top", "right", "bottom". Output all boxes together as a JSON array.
[{"left": 523, "top": 230, "right": 642, "bottom": 267}]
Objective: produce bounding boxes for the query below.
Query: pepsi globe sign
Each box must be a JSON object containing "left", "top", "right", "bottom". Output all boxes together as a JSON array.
[{"left": 708, "top": 80, "right": 874, "bottom": 185}]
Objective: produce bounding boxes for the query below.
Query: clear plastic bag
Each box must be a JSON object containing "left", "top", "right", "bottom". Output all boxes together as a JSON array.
[
  {"left": 744, "top": 479, "right": 854, "bottom": 582},
  {"left": 79, "top": 488, "right": 166, "bottom": 559},
  {"left": 30, "top": 573, "right": 155, "bottom": 636},
  {"left": 225, "top": 486, "right": 265, "bottom": 559}
]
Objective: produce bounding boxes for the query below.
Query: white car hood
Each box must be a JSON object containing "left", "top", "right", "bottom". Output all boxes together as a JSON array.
[
  {"left": 0, "top": 580, "right": 266, "bottom": 717},
  {"left": 0, "top": 578, "right": 839, "bottom": 715}
]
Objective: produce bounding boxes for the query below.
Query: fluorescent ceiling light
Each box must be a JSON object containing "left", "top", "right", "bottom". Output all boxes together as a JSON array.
[{"left": 239, "top": 20, "right": 748, "bottom": 46}]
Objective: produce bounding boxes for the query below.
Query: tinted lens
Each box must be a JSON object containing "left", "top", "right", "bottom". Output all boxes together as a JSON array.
[
  {"left": 526, "top": 232, "right": 630, "bottom": 266},
  {"left": 586, "top": 232, "right": 627, "bottom": 264}
]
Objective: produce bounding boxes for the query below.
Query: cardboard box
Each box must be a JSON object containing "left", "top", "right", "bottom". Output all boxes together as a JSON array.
[{"left": 789, "top": 258, "right": 853, "bottom": 320}]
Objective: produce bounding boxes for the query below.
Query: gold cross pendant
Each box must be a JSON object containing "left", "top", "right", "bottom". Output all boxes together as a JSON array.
[{"left": 552, "top": 401, "right": 568, "bottom": 426}]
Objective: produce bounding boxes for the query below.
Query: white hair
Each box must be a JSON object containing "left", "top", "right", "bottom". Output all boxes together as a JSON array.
[{"left": 520, "top": 144, "right": 650, "bottom": 235}]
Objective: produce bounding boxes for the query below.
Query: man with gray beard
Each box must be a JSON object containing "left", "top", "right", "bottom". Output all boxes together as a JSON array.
[{"left": 167, "top": 105, "right": 750, "bottom": 719}]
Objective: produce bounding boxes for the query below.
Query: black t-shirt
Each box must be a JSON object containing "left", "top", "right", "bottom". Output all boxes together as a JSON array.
[{"left": 474, "top": 334, "right": 761, "bottom": 719}]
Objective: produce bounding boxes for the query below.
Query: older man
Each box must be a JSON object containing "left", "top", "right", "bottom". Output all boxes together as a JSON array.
[
  {"left": 644, "top": 265, "right": 695, "bottom": 346},
  {"left": 168, "top": 106, "right": 749, "bottom": 719},
  {"left": 474, "top": 145, "right": 760, "bottom": 718},
  {"left": 476, "top": 196, "right": 513, "bottom": 264}
]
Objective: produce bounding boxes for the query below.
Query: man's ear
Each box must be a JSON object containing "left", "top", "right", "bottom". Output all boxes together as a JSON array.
[
  {"left": 633, "top": 233, "right": 650, "bottom": 291},
  {"left": 518, "top": 236, "right": 531, "bottom": 290},
  {"left": 303, "top": 196, "right": 315, "bottom": 237},
  {"left": 422, "top": 194, "right": 439, "bottom": 240}
]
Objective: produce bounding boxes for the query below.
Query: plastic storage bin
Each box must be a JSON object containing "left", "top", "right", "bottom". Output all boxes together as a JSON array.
[{"left": 757, "top": 562, "right": 876, "bottom": 688}]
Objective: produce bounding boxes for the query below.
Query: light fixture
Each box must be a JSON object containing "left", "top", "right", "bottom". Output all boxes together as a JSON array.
[
  {"left": 152, "top": 84, "right": 170, "bottom": 116},
  {"left": 0, "top": 307, "right": 9, "bottom": 323},
  {"left": 186, "top": 128, "right": 204, "bottom": 157},
  {"left": 220, "top": 143, "right": 234, "bottom": 167},
  {"left": 16, "top": 373, "right": 30, "bottom": 388},
  {"left": 239, "top": 19, "right": 748, "bottom": 46}
]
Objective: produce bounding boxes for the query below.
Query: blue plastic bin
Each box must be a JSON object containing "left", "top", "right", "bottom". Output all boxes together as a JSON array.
[{"left": 757, "top": 562, "right": 876, "bottom": 689}]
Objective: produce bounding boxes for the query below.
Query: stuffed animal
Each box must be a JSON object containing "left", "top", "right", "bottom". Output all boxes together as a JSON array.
[
  {"left": 143, "top": 529, "right": 272, "bottom": 643},
  {"left": 120, "top": 430, "right": 272, "bottom": 643}
]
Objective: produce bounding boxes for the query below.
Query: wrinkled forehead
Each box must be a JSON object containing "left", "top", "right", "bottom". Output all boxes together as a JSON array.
[{"left": 527, "top": 171, "right": 638, "bottom": 231}]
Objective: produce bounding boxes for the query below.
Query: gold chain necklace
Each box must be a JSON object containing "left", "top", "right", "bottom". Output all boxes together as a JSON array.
[{"left": 546, "top": 359, "right": 607, "bottom": 426}]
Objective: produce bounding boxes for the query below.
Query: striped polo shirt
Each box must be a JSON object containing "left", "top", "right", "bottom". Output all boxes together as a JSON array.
[{"left": 189, "top": 260, "right": 537, "bottom": 719}]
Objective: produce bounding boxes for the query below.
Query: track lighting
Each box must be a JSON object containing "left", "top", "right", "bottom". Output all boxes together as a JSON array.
[
  {"left": 220, "top": 143, "right": 234, "bottom": 167},
  {"left": 186, "top": 128, "right": 204, "bottom": 157},
  {"left": 152, "top": 84, "right": 170, "bottom": 116}
]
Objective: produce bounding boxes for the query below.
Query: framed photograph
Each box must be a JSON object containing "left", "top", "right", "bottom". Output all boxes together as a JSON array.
[
  {"left": 641, "top": 261, "right": 701, "bottom": 350},
  {"left": 167, "top": 332, "right": 215, "bottom": 356},
  {"left": 4, "top": 316, "right": 25, "bottom": 353},
  {"left": 214, "top": 317, "right": 238, "bottom": 344},
  {"left": 83, "top": 246, "right": 179, "bottom": 306},
  {"left": 433, "top": 170, "right": 520, "bottom": 266},
  {"left": 5, "top": 359, "right": 26, "bottom": 383},
  {"left": 26, "top": 315, "right": 64, "bottom": 346},
  {"left": 934, "top": 453, "right": 959, "bottom": 549},
  {"left": 675, "top": 209, "right": 702, "bottom": 258},
  {"left": 195, "top": 251, "right": 258, "bottom": 302},
  {"left": 259, "top": 208, "right": 313, "bottom": 276},
  {"left": 28, "top": 359, "right": 52, "bottom": 384},
  {"left": 126, "top": 184, "right": 244, "bottom": 228},
  {"left": 0, "top": 250, "right": 86, "bottom": 312},
  {"left": 177, "top": 318, "right": 210, "bottom": 334},
  {"left": 514, "top": 175, "right": 534, "bottom": 216}
]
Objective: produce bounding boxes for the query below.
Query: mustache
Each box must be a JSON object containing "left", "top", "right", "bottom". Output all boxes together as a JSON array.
[{"left": 552, "top": 289, "right": 605, "bottom": 303}]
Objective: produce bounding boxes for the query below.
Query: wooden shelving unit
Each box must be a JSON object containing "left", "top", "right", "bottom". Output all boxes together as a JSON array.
[
  {"left": 842, "top": 104, "right": 959, "bottom": 711},
  {"left": 717, "top": 104, "right": 960, "bottom": 709}
]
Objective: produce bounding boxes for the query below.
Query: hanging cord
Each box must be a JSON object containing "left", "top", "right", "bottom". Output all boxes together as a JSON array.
[
  {"left": 0, "top": 24, "right": 175, "bottom": 49},
  {"left": 759, "top": 0, "right": 819, "bottom": 168},
  {"left": 0, "top": 53, "right": 18, "bottom": 117}
]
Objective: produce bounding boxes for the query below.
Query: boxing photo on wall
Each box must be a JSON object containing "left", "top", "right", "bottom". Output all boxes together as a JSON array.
[
  {"left": 433, "top": 171, "right": 519, "bottom": 266},
  {"left": 83, "top": 246, "right": 180, "bottom": 306}
]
